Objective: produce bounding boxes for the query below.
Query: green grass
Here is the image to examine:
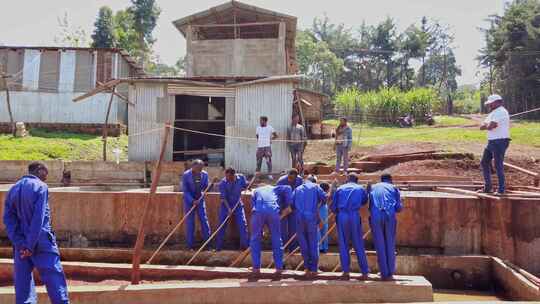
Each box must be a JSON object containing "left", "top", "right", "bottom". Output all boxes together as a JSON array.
[
  {"left": 0, "top": 129, "right": 128, "bottom": 161},
  {"left": 325, "top": 116, "right": 540, "bottom": 148}
]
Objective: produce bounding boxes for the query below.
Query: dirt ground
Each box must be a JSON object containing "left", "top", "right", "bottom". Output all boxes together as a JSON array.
[{"left": 304, "top": 141, "right": 540, "bottom": 186}]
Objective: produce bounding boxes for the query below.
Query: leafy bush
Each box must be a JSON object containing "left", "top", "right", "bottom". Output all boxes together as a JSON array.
[{"left": 335, "top": 87, "right": 439, "bottom": 124}]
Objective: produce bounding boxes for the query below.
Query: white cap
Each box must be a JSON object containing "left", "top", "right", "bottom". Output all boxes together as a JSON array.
[{"left": 485, "top": 94, "right": 503, "bottom": 105}]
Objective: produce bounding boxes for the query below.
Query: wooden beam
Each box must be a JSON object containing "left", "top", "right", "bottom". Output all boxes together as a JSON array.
[
  {"left": 1, "top": 73, "right": 15, "bottom": 136},
  {"left": 102, "top": 86, "right": 116, "bottom": 161},
  {"left": 191, "top": 21, "right": 281, "bottom": 28},
  {"left": 436, "top": 187, "right": 501, "bottom": 201},
  {"left": 504, "top": 162, "right": 539, "bottom": 177},
  {"left": 131, "top": 124, "right": 171, "bottom": 284},
  {"left": 97, "top": 81, "right": 133, "bottom": 106},
  {"left": 73, "top": 79, "right": 122, "bottom": 102},
  {"left": 173, "top": 148, "right": 224, "bottom": 155}
]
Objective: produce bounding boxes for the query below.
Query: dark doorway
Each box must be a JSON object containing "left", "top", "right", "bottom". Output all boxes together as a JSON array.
[{"left": 173, "top": 95, "right": 226, "bottom": 164}]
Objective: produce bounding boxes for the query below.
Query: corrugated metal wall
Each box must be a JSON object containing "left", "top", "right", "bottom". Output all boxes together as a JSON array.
[
  {"left": 0, "top": 91, "right": 120, "bottom": 124},
  {"left": 58, "top": 50, "right": 76, "bottom": 93},
  {"left": 38, "top": 50, "right": 60, "bottom": 92},
  {"left": 22, "top": 49, "right": 40, "bottom": 91},
  {"left": 225, "top": 82, "right": 293, "bottom": 173},
  {"left": 128, "top": 83, "right": 174, "bottom": 161}
]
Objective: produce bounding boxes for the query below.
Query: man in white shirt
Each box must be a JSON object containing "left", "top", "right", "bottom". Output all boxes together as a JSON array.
[
  {"left": 480, "top": 94, "right": 511, "bottom": 194},
  {"left": 256, "top": 116, "right": 278, "bottom": 174}
]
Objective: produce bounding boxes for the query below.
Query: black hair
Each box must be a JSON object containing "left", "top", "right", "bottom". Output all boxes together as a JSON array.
[
  {"left": 340, "top": 117, "right": 348, "bottom": 122},
  {"left": 307, "top": 174, "right": 317, "bottom": 183},
  {"left": 192, "top": 159, "right": 204, "bottom": 166},
  {"left": 320, "top": 182, "right": 330, "bottom": 192},
  {"left": 381, "top": 173, "right": 392, "bottom": 183},
  {"left": 225, "top": 167, "right": 236, "bottom": 175},
  {"left": 288, "top": 168, "right": 298, "bottom": 176},
  {"left": 347, "top": 173, "right": 358, "bottom": 183},
  {"left": 260, "top": 116, "right": 268, "bottom": 122},
  {"left": 28, "top": 162, "right": 47, "bottom": 175}
]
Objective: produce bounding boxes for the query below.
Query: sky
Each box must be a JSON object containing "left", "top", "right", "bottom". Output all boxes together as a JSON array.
[{"left": 0, "top": 0, "right": 507, "bottom": 85}]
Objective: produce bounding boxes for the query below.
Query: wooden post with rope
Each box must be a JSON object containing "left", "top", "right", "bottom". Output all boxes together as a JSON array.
[
  {"left": 186, "top": 174, "right": 258, "bottom": 265},
  {"left": 131, "top": 123, "right": 170, "bottom": 284},
  {"left": 145, "top": 177, "right": 218, "bottom": 265},
  {"left": 1, "top": 72, "right": 15, "bottom": 136},
  {"left": 102, "top": 85, "right": 117, "bottom": 161}
]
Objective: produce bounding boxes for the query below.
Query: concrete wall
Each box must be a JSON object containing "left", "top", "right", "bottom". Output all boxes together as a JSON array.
[
  {"left": 0, "top": 189, "right": 538, "bottom": 275},
  {"left": 189, "top": 39, "right": 286, "bottom": 77}
]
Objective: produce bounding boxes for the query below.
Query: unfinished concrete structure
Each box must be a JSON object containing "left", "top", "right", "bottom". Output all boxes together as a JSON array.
[
  {"left": 0, "top": 46, "right": 143, "bottom": 134},
  {"left": 172, "top": 1, "right": 298, "bottom": 77}
]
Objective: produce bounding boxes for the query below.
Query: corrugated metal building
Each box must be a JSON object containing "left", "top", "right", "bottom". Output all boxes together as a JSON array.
[
  {"left": 118, "top": 76, "right": 299, "bottom": 173},
  {"left": 0, "top": 46, "right": 142, "bottom": 128}
]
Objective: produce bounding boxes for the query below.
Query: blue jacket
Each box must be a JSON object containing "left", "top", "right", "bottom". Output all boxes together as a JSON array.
[
  {"left": 292, "top": 181, "right": 327, "bottom": 221},
  {"left": 331, "top": 182, "right": 368, "bottom": 213},
  {"left": 369, "top": 182, "right": 403, "bottom": 217},
  {"left": 182, "top": 169, "right": 209, "bottom": 204},
  {"left": 252, "top": 185, "right": 292, "bottom": 213},
  {"left": 3, "top": 175, "right": 53, "bottom": 253},
  {"left": 219, "top": 174, "right": 247, "bottom": 207},
  {"left": 276, "top": 175, "right": 303, "bottom": 190}
]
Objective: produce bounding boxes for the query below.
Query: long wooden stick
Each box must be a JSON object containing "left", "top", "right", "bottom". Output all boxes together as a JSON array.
[
  {"left": 102, "top": 85, "right": 116, "bottom": 161},
  {"left": 186, "top": 199, "right": 243, "bottom": 265},
  {"left": 330, "top": 229, "right": 371, "bottom": 273},
  {"left": 131, "top": 124, "right": 170, "bottom": 284},
  {"left": 145, "top": 178, "right": 217, "bottom": 265},
  {"left": 1, "top": 74, "right": 15, "bottom": 136}
]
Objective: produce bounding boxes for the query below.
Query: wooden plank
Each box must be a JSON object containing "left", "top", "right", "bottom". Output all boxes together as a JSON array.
[
  {"left": 102, "top": 86, "right": 116, "bottom": 161},
  {"left": 191, "top": 21, "right": 281, "bottom": 28},
  {"left": 1, "top": 74, "right": 15, "bottom": 136},
  {"left": 131, "top": 124, "right": 171, "bottom": 284},
  {"left": 173, "top": 148, "right": 224, "bottom": 155},
  {"left": 437, "top": 187, "right": 501, "bottom": 201}
]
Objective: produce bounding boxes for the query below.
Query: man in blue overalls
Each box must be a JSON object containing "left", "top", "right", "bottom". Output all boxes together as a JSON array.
[
  {"left": 292, "top": 175, "right": 327, "bottom": 277},
  {"left": 331, "top": 173, "right": 369, "bottom": 280},
  {"left": 215, "top": 167, "right": 249, "bottom": 251},
  {"left": 369, "top": 173, "right": 403, "bottom": 281},
  {"left": 318, "top": 182, "right": 331, "bottom": 254},
  {"left": 3, "top": 162, "right": 70, "bottom": 304},
  {"left": 250, "top": 184, "right": 292, "bottom": 276},
  {"left": 182, "top": 159, "right": 212, "bottom": 250},
  {"left": 276, "top": 169, "right": 303, "bottom": 251}
]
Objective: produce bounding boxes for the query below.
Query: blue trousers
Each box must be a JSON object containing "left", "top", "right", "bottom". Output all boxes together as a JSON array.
[
  {"left": 14, "top": 249, "right": 69, "bottom": 304},
  {"left": 370, "top": 213, "right": 397, "bottom": 278},
  {"left": 184, "top": 200, "right": 212, "bottom": 249},
  {"left": 280, "top": 212, "right": 297, "bottom": 251},
  {"left": 481, "top": 138, "right": 510, "bottom": 193},
  {"left": 215, "top": 203, "right": 249, "bottom": 250},
  {"left": 250, "top": 210, "right": 283, "bottom": 270},
  {"left": 296, "top": 216, "right": 319, "bottom": 272},
  {"left": 318, "top": 204, "right": 329, "bottom": 252},
  {"left": 336, "top": 211, "right": 369, "bottom": 274}
]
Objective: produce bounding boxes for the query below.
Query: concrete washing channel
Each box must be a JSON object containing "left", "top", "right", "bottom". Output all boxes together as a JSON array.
[{"left": 0, "top": 169, "right": 539, "bottom": 302}]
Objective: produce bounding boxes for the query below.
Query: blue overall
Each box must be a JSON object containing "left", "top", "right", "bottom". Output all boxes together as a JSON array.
[
  {"left": 215, "top": 174, "right": 249, "bottom": 251},
  {"left": 369, "top": 182, "right": 403, "bottom": 278},
  {"left": 318, "top": 203, "right": 329, "bottom": 253},
  {"left": 276, "top": 175, "right": 303, "bottom": 251},
  {"left": 182, "top": 169, "right": 212, "bottom": 249},
  {"left": 331, "top": 182, "right": 369, "bottom": 274},
  {"left": 3, "top": 175, "right": 70, "bottom": 304},
  {"left": 250, "top": 185, "right": 291, "bottom": 270},
  {"left": 292, "top": 181, "right": 327, "bottom": 272}
]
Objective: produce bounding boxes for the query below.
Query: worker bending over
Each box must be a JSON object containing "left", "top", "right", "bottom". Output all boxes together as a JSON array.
[
  {"left": 3, "top": 162, "right": 70, "bottom": 304},
  {"left": 215, "top": 167, "right": 249, "bottom": 251},
  {"left": 250, "top": 184, "right": 292, "bottom": 276},
  {"left": 182, "top": 160, "right": 212, "bottom": 250},
  {"left": 369, "top": 173, "right": 403, "bottom": 281},
  {"left": 331, "top": 173, "right": 369, "bottom": 280},
  {"left": 318, "top": 182, "right": 331, "bottom": 253},
  {"left": 277, "top": 169, "right": 303, "bottom": 252},
  {"left": 292, "top": 175, "right": 327, "bottom": 277}
]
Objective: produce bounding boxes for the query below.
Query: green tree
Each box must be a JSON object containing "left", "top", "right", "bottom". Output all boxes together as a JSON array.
[
  {"left": 54, "top": 12, "right": 89, "bottom": 47},
  {"left": 91, "top": 6, "right": 116, "bottom": 48},
  {"left": 113, "top": 9, "right": 140, "bottom": 57},
  {"left": 128, "top": 0, "right": 161, "bottom": 67},
  {"left": 296, "top": 30, "right": 344, "bottom": 95}
]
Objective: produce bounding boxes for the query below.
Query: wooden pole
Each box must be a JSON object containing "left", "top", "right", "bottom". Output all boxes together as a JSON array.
[
  {"left": 102, "top": 86, "right": 116, "bottom": 161},
  {"left": 131, "top": 123, "right": 170, "bottom": 284},
  {"left": 1, "top": 74, "right": 15, "bottom": 136},
  {"left": 145, "top": 179, "right": 217, "bottom": 265}
]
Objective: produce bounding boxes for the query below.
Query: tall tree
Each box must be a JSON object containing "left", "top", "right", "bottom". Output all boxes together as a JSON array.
[
  {"left": 114, "top": 9, "right": 140, "bottom": 57},
  {"left": 54, "top": 12, "right": 89, "bottom": 47},
  {"left": 91, "top": 6, "right": 116, "bottom": 48},
  {"left": 128, "top": 0, "right": 161, "bottom": 67}
]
